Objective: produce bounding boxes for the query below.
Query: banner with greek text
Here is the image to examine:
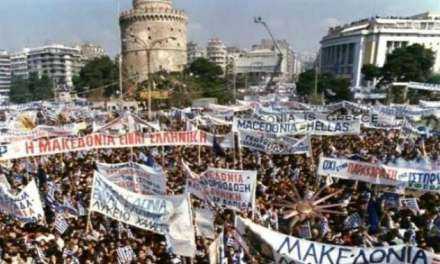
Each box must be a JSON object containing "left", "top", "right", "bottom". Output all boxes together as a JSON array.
[
  {"left": 0, "top": 180, "right": 44, "bottom": 222},
  {"left": 0, "top": 123, "right": 86, "bottom": 143},
  {"left": 317, "top": 157, "right": 440, "bottom": 192},
  {"left": 233, "top": 118, "right": 360, "bottom": 136},
  {"left": 184, "top": 163, "right": 257, "bottom": 211},
  {"left": 96, "top": 162, "right": 166, "bottom": 195},
  {"left": 90, "top": 171, "right": 195, "bottom": 257},
  {"left": 239, "top": 131, "right": 311, "bottom": 156},
  {"left": 236, "top": 217, "right": 439, "bottom": 264},
  {"left": 0, "top": 130, "right": 211, "bottom": 161}
]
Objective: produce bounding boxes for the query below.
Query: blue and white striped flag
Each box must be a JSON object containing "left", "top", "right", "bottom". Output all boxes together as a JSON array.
[
  {"left": 319, "top": 217, "right": 330, "bottom": 236},
  {"left": 344, "top": 213, "right": 363, "bottom": 230},
  {"left": 117, "top": 246, "right": 136, "bottom": 264},
  {"left": 298, "top": 221, "right": 312, "bottom": 239},
  {"left": 54, "top": 215, "right": 69, "bottom": 234},
  {"left": 35, "top": 246, "right": 47, "bottom": 263}
]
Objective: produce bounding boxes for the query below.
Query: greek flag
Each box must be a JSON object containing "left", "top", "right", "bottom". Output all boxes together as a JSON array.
[
  {"left": 62, "top": 249, "right": 80, "bottom": 264},
  {"left": 117, "top": 246, "right": 136, "bottom": 264},
  {"left": 35, "top": 246, "right": 47, "bottom": 264},
  {"left": 54, "top": 215, "right": 69, "bottom": 234},
  {"left": 319, "top": 217, "right": 330, "bottom": 235},
  {"left": 298, "top": 221, "right": 312, "bottom": 239},
  {"left": 344, "top": 213, "right": 362, "bottom": 230}
]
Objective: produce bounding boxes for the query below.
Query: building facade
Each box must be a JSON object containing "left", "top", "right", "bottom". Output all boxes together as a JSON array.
[
  {"left": 10, "top": 50, "right": 28, "bottom": 79},
  {"left": 320, "top": 12, "right": 440, "bottom": 88},
  {"left": 232, "top": 39, "right": 297, "bottom": 81},
  {"left": 207, "top": 38, "right": 227, "bottom": 71},
  {"left": 77, "top": 43, "right": 106, "bottom": 62},
  {"left": 26, "top": 45, "right": 82, "bottom": 87},
  {"left": 187, "top": 41, "right": 206, "bottom": 64},
  {"left": 0, "top": 51, "right": 11, "bottom": 103},
  {"left": 120, "top": 0, "right": 188, "bottom": 91}
]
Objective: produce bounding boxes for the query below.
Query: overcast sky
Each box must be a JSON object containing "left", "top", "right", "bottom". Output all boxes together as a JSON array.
[{"left": 1, "top": 0, "right": 439, "bottom": 56}]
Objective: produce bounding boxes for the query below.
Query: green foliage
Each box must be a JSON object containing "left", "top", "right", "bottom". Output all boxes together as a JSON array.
[
  {"left": 9, "top": 73, "right": 54, "bottom": 103},
  {"left": 380, "top": 44, "right": 435, "bottom": 85},
  {"left": 186, "top": 58, "right": 223, "bottom": 81},
  {"left": 184, "top": 58, "right": 233, "bottom": 104},
  {"left": 73, "top": 56, "right": 119, "bottom": 98},
  {"left": 428, "top": 74, "right": 440, "bottom": 84},
  {"left": 295, "top": 69, "right": 351, "bottom": 103},
  {"left": 9, "top": 76, "right": 31, "bottom": 103},
  {"left": 362, "top": 64, "right": 382, "bottom": 81}
]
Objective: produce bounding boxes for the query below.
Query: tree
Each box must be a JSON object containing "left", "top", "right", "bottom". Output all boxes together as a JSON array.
[
  {"left": 9, "top": 76, "right": 31, "bottom": 103},
  {"left": 380, "top": 44, "right": 435, "bottom": 85},
  {"left": 184, "top": 58, "right": 233, "bottom": 104},
  {"left": 186, "top": 58, "right": 223, "bottom": 81},
  {"left": 73, "top": 56, "right": 119, "bottom": 98},
  {"left": 9, "top": 73, "right": 54, "bottom": 103},
  {"left": 295, "top": 70, "right": 351, "bottom": 103},
  {"left": 361, "top": 64, "right": 382, "bottom": 81},
  {"left": 33, "top": 74, "right": 54, "bottom": 101}
]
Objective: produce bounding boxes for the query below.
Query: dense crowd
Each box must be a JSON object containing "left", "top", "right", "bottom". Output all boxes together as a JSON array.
[{"left": 0, "top": 109, "right": 439, "bottom": 264}]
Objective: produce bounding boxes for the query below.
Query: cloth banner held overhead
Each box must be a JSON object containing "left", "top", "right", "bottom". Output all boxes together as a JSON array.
[
  {"left": 232, "top": 118, "right": 360, "bottom": 136},
  {"left": 183, "top": 161, "right": 257, "bottom": 211},
  {"left": 236, "top": 216, "right": 440, "bottom": 264},
  {"left": 90, "top": 171, "right": 196, "bottom": 257},
  {"left": 317, "top": 157, "right": 440, "bottom": 192},
  {"left": 195, "top": 208, "right": 215, "bottom": 239},
  {"left": 96, "top": 162, "right": 167, "bottom": 195},
  {"left": 0, "top": 130, "right": 212, "bottom": 161},
  {"left": 0, "top": 179, "right": 44, "bottom": 223},
  {"left": 239, "top": 131, "right": 311, "bottom": 156}
]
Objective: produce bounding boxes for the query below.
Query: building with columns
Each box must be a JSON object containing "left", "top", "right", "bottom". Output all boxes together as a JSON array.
[
  {"left": 120, "top": 0, "right": 188, "bottom": 93},
  {"left": 320, "top": 12, "right": 440, "bottom": 88}
]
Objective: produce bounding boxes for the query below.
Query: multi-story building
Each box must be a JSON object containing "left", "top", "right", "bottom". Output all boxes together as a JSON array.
[
  {"left": 320, "top": 12, "right": 440, "bottom": 88},
  {"left": 24, "top": 44, "right": 82, "bottom": 87},
  {"left": 10, "top": 50, "right": 29, "bottom": 79},
  {"left": 77, "top": 43, "right": 106, "bottom": 62},
  {"left": 120, "top": 0, "right": 188, "bottom": 94},
  {"left": 0, "top": 51, "right": 11, "bottom": 103},
  {"left": 207, "top": 38, "right": 227, "bottom": 71},
  {"left": 232, "top": 39, "right": 297, "bottom": 81},
  {"left": 187, "top": 41, "right": 206, "bottom": 64}
]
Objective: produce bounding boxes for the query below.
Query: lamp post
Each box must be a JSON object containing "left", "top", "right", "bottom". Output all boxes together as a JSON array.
[{"left": 124, "top": 34, "right": 177, "bottom": 120}]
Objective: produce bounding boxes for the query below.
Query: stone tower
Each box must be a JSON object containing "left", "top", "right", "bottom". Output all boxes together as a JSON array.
[{"left": 120, "top": 0, "right": 188, "bottom": 91}]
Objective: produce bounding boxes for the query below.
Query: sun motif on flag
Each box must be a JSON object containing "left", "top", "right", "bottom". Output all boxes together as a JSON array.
[{"left": 275, "top": 186, "right": 346, "bottom": 225}]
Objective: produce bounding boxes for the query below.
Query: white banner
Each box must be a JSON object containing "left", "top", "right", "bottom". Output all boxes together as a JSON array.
[
  {"left": 195, "top": 208, "right": 215, "bottom": 239},
  {"left": 236, "top": 217, "right": 439, "bottom": 264},
  {"left": 0, "top": 123, "right": 86, "bottom": 143},
  {"left": 0, "top": 180, "right": 44, "bottom": 222},
  {"left": 184, "top": 163, "right": 257, "bottom": 211},
  {"left": 318, "top": 157, "right": 440, "bottom": 192},
  {"left": 90, "top": 171, "right": 195, "bottom": 257},
  {"left": 0, "top": 130, "right": 212, "bottom": 161},
  {"left": 233, "top": 118, "right": 360, "bottom": 136},
  {"left": 96, "top": 162, "right": 166, "bottom": 195},
  {"left": 239, "top": 131, "right": 311, "bottom": 156}
]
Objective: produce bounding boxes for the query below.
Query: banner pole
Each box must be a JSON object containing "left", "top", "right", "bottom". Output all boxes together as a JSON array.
[
  {"left": 86, "top": 173, "right": 97, "bottom": 233},
  {"left": 198, "top": 145, "right": 201, "bottom": 165},
  {"left": 237, "top": 132, "right": 243, "bottom": 170}
]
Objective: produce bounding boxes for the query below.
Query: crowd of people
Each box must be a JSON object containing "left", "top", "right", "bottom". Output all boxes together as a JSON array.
[{"left": 0, "top": 106, "right": 439, "bottom": 264}]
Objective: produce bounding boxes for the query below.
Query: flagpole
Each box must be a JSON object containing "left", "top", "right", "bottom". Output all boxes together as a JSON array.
[
  {"left": 237, "top": 132, "right": 243, "bottom": 170},
  {"left": 86, "top": 172, "right": 97, "bottom": 233}
]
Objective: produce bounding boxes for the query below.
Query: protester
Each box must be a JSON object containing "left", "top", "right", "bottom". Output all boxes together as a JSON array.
[{"left": 0, "top": 101, "right": 439, "bottom": 264}]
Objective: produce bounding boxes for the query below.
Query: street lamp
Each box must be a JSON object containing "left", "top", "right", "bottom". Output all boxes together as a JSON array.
[{"left": 124, "top": 34, "right": 177, "bottom": 120}]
